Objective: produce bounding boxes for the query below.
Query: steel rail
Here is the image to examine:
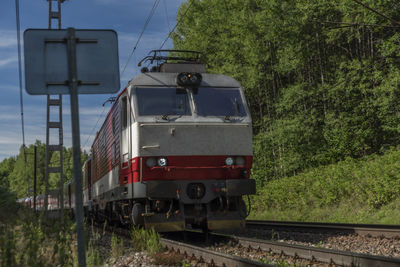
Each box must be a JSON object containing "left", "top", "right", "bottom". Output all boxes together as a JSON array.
[
  {"left": 211, "top": 232, "right": 400, "bottom": 267},
  {"left": 161, "top": 238, "right": 273, "bottom": 267},
  {"left": 102, "top": 225, "right": 272, "bottom": 267},
  {"left": 246, "top": 220, "right": 400, "bottom": 238},
  {"left": 100, "top": 224, "right": 400, "bottom": 266}
]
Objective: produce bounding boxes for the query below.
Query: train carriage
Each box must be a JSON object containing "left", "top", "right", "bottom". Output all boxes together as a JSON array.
[{"left": 85, "top": 50, "right": 256, "bottom": 231}]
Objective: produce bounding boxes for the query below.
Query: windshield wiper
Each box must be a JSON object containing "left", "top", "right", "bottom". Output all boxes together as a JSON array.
[
  {"left": 160, "top": 113, "right": 183, "bottom": 122},
  {"left": 161, "top": 114, "right": 170, "bottom": 121},
  {"left": 224, "top": 115, "right": 231, "bottom": 121}
]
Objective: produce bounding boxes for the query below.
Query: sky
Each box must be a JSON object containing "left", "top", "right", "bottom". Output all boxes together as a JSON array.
[{"left": 0, "top": 0, "right": 186, "bottom": 160}]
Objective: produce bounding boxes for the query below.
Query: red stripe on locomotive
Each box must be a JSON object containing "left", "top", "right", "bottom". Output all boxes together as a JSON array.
[{"left": 119, "top": 155, "right": 252, "bottom": 184}]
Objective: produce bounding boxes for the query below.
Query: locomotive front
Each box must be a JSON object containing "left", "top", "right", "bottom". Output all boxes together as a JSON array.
[{"left": 123, "top": 55, "right": 256, "bottom": 231}]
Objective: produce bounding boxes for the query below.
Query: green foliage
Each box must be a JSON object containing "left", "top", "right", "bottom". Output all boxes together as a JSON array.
[
  {"left": 86, "top": 239, "right": 102, "bottom": 267},
  {"left": 0, "top": 227, "right": 17, "bottom": 267},
  {"left": 173, "top": 0, "right": 400, "bottom": 184},
  {"left": 251, "top": 147, "right": 400, "bottom": 223},
  {"left": 0, "top": 140, "right": 88, "bottom": 198},
  {"left": 0, "top": 186, "right": 18, "bottom": 223},
  {"left": 131, "top": 227, "right": 162, "bottom": 254},
  {"left": 52, "top": 227, "right": 74, "bottom": 266},
  {"left": 111, "top": 233, "right": 125, "bottom": 258},
  {"left": 0, "top": 214, "right": 77, "bottom": 267},
  {"left": 0, "top": 157, "right": 15, "bottom": 188}
]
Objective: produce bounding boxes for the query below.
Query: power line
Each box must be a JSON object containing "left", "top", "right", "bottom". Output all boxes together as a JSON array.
[
  {"left": 159, "top": 0, "right": 194, "bottom": 49},
  {"left": 351, "top": 0, "right": 400, "bottom": 26},
  {"left": 121, "top": 0, "right": 161, "bottom": 77},
  {"left": 309, "top": 19, "right": 400, "bottom": 29},
  {"left": 82, "top": 106, "right": 107, "bottom": 149},
  {"left": 15, "top": 0, "right": 25, "bottom": 151},
  {"left": 163, "top": 0, "right": 171, "bottom": 32}
]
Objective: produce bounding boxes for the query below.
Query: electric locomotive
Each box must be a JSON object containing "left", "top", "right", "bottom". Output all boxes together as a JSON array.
[{"left": 85, "top": 50, "right": 256, "bottom": 231}]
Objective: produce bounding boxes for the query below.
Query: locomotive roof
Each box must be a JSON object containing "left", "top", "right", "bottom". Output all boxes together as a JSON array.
[{"left": 128, "top": 72, "right": 241, "bottom": 88}]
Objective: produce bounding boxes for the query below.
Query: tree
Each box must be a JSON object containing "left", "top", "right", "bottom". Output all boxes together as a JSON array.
[{"left": 173, "top": 0, "right": 400, "bottom": 183}]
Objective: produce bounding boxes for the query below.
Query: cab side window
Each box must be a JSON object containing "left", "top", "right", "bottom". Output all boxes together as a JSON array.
[{"left": 121, "top": 96, "right": 127, "bottom": 129}]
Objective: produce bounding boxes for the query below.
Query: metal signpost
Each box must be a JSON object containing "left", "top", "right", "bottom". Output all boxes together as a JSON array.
[{"left": 24, "top": 28, "right": 120, "bottom": 267}]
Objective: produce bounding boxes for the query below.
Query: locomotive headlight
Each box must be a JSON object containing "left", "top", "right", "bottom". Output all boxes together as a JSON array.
[
  {"left": 157, "top": 157, "right": 168, "bottom": 167},
  {"left": 176, "top": 72, "right": 202, "bottom": 87},
  {"left": 146, "top": 157, "right": 157, "bottom": 168},
  {"left": 225, "top": 157, "right": 234, "bottom": 166},
  {"left": 190, "top": 75, "right": 197, "bottom": 82},
  {"left": 235, "top": 156, "right": 246, "bottom": 166}
]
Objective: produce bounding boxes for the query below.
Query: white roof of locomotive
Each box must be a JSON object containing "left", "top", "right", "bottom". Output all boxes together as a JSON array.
[{"left": 128, "top": 72, "right": 241, "bottom": 88}]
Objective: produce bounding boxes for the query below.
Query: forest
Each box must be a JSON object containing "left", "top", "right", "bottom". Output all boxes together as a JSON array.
[
  {"left": 2, "top": 0, "right": 400, "bottom": 206},
  {"left": 0, "top": 141, "right": 88, "bottom": 198},
  {"left": 172, "top": 0, "right": 400, "bottom": 187}
]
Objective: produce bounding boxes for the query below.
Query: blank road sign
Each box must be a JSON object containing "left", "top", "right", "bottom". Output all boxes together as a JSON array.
[{"left": 24, "top": 29, "right": 120, "bottom": 95}]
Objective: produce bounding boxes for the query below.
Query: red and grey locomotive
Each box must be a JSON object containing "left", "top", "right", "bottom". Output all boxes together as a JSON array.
[{"left": 68, "top": 50, "right": 256, "bottom": 231}]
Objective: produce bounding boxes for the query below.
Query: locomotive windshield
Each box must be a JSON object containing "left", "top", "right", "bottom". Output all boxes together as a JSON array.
[
  {"left": 193, "top": 87, "right": 246, "bottom": 117},
  {"left": 136, "top": 87, "right": 191, "bottom": 116}
]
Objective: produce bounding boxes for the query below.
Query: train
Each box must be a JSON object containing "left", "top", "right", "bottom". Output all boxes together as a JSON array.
[{"left": 20, "top": 50, "right": 256, "bottom": 232}]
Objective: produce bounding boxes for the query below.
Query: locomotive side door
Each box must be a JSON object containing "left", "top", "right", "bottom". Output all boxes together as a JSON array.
[{"left": 120, "top": 93, "right": 131, "bottom": 169}]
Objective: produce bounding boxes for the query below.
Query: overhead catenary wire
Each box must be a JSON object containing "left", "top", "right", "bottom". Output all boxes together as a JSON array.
[
  {"left": 15, "top": 0, "right": 26, "bottom": 154},
  {"left": 159, "top": 0, "right": 194, "bottom": 50},
  {"left": 309, "top": 19, "right": 400, "bottom": 29},
  {"left": 82, "top": 106, "right": 107, "bottom": 149},
  {"left": 351, "top": 0, "right": 400, "bottom": 26},
  {"left": 93, "top": 1, "right": 162, "bottom": 153},
  {"left": 121, "top": 0, "right": 161, "bottom": 77},
  {"left": 163, "top": 0, "right": 171, "bottom": 32}
]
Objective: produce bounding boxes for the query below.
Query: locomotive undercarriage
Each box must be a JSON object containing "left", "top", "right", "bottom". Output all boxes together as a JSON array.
[
  {"left": 89, "top": 178, "right": 255, "bottom": 232},
  {"left": 123, "top": 195, "right": 247, "bottom": 232},
  {"left": 139, "top": 178, "right": 254, "bottom": 232}
]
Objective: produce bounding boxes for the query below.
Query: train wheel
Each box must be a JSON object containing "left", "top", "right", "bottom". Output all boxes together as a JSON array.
[{"left": 131, "top": 203, "right": 144, "bottom": 226}]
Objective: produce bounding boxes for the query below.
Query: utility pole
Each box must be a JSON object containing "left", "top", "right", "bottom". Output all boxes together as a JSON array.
[
  {"left": 44, "top": 0, "right": 65, "bottom": 223},
  {"left": 34, "top": 145, "right": 37, "bottom": 212}
]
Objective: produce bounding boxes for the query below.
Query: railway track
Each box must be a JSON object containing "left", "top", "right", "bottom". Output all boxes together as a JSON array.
[
  {"left": 246, "top": 220, "right": 400, "bottom": 238},
  {"left": 161, "top": 237, "right": 272, "bottom": 267},
  {"left": 108, "top": 225, "right": 272, "bottom": 267},
  {"left": 214, "top": 232, "right": 400, "bottom": 267},
  {"left": 170, "top": 229, "right": 400, "bottom": 267},
  {"left": 97, "top": 222, "right": 400, "bottom": 266}
]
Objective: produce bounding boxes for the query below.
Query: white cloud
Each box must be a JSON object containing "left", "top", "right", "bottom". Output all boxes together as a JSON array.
[
  {"left": 0, "top": 136, "right": 21, "bottom": 145},
  {"left": 0, "top": 56, "right": 17, "bottom": 68},
  {"left": 0, "top": 30, "right": 17, "bottom": 48},
  {"left": 0, "top": 84, "right": 19, "bottom": 92},
  {"left": 0, "top": 29, "right": 20, "bottom": 70},
  {"left": 0, "top": 113, "right": 20, "bottom": 121}
]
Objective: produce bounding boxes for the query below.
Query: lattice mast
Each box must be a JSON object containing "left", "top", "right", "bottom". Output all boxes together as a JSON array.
[{"left": 44, "top": 0, "right": 65, "bottom": 223}]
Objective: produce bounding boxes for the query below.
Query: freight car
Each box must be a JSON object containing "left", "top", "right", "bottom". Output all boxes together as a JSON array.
[{"left": 72, "top": 50, "right": 256, "bottom": 231}]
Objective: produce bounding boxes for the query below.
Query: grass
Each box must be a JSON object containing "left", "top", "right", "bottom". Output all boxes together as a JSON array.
[
  {"left": 250, "top": 147, "right": 400, "bottom": 224},
  {"left": 131, "top": 226, "right": 162, "bottom": 254},
  {"left": 0, "top": 209, "right": 77, "bottom": 266},
  {"left": 0, "top": 186, "right": 111, "bottom": 267},
  {"left": 111, "top": 233, "right": 125, "bottom": 258}
]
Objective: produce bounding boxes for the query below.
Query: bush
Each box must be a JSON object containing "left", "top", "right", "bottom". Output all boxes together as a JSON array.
[
  {"left": 0, "top": 207, "right": 77, "bottom": 267},
  {"left": 252, "top": 147, "right": 400, "bottom": 223},
  {"left": 131, "top": 227, "right": 162, "bottom": 254},
  {"left": 111, "top": 233, "right": 125, "bottom": 258}
]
